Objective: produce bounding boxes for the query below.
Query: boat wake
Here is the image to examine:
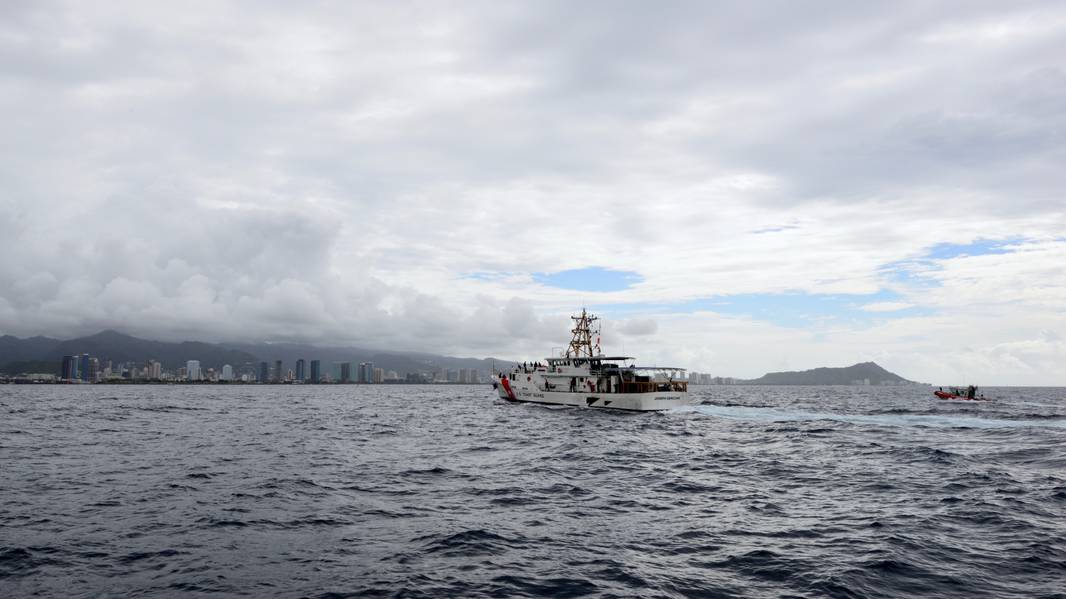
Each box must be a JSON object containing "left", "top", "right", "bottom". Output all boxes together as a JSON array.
[{"left": 675, "top": 404, "right": 1066, "bottom": 429}]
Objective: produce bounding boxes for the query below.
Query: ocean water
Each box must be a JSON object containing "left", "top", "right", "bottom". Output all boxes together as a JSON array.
[{"left": 2, "top": 384, "right": 1065, "bottom": 598}]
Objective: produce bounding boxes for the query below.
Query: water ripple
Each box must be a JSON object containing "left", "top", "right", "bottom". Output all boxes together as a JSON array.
[{"left": 1, "top": 384, "right": 1065, "bottom": 597}]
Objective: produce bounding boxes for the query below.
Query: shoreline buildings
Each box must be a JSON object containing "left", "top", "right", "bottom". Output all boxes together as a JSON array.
[
  {"left": 186, "top": 360, "right": 201, "bottom": 382},
  {"left": 29, "top": 350, "right": 491, "bottom": 385}
]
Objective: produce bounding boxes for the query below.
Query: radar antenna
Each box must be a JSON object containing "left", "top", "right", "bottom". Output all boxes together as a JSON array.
[{"left": 565, "top": 309, "right": 601, "bottom": 358}]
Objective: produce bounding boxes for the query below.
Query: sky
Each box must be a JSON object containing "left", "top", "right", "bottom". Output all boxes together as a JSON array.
[{"left": 1, "top": 1, "right": 1064, "bottom": 384}]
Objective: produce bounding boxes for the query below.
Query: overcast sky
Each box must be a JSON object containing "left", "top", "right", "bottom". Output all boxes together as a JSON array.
[{"left": 2, "top": 1, "right": 1065, "bottom": 384}]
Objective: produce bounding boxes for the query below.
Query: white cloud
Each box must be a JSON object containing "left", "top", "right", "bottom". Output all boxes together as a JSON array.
[
  {"left": 861, "top": 302, "right": 916, "bottom": 313},
  {"left": 616, "top": 318, "right": 658, "bottom": 337},
  {"left": 1, "top": 1, "right": 1065, "bottom": 383}
]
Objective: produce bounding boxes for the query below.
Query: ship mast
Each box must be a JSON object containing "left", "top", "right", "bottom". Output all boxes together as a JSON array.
[{"left": 565, "top": 309, "right": 601, "bottom": 358}]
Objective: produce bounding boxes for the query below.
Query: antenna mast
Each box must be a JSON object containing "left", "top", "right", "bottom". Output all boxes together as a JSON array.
[{"left": 565, "top": 309, "right": 601, "bottom": 358}]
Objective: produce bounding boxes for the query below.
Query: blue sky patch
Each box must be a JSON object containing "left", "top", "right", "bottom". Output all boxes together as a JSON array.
[
  {"left": 462, "top": 271, "right": 514, "bottom": 282},
  {"left": 923, "top": 238, "right": 1020, "bottom": 260},
  {"left": 878, "top": 261, "right": 941, "bottom": 288},
  {"left": 880, "top": 237, "right": 1023, "bottom": 288},
  {"left": 533, "top": 267, "right": 643, "bottom": 292}
]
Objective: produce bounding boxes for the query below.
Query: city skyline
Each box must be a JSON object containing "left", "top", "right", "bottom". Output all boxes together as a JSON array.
[
  {"left": 0, "top": 325, "right": 821, "bottom": 385},
  {"left": 1, "top": 3, "right": 1064, "bottom": 384},
  {"left": 43, "top": 349, "right": 483, "bottom": 385},
  {"left": 17, "top": 328, "right": 913, "bottom": 387}
]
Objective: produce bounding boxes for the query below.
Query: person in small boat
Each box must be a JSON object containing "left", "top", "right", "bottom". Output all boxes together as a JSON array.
[{"left": 967, "top": 385, "right": 975, "bottom": 399}]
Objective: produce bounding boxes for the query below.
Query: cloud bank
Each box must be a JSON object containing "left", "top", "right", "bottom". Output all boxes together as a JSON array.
[{"left": 1, "top": 1, "right": 1064, "bottom": 383}]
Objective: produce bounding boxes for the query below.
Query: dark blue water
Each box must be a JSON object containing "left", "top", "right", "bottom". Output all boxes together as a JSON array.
[{"left": 2, "top": 385, "right": 1065, "bottom": 598}]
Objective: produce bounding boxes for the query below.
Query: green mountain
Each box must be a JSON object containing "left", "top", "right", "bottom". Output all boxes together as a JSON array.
[
  {"left": 0, "top": 335, "right": 60, "bottom": 368},
  {"left": 743, "top": 362, "right": 915, "bottom": 385},
  {"left": 0, "top": 330, "right": 259, "bottom": 374},
  {"left": 0, "top": 330, "right": 514, "bottom": 376}
]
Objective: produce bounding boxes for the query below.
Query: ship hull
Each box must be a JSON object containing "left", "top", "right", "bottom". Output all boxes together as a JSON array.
[{"left": 497, "top": 377, "right": 693, "bottom": 411}]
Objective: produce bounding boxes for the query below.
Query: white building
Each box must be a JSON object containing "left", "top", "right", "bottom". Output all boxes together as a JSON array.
[
  {"left": 221, "top": 364, "right": 233, "bottom": 381},
  {"left": 458, "top": 368, "right": 480, "bottom": 384},
  {"left": 186, "top": 360, "right": 201, "bottom": 381}
]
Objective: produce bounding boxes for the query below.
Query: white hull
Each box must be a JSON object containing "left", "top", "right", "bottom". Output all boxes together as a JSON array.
[{"left": 497, "top": 378, "right": 693, "bottom": 411}]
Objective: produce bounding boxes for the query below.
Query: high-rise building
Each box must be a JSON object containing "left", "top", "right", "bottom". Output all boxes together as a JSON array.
[
  {"left": 273, "top": 360, "right": 283, "bottom": 383},
  {"left": 309, "top": 359, "right": 321, "bottom": 383},
  {"left": 373, "top": 367, "right": 384, "bottom": 383},
  {"left": 295, "top": 359, "right": 306, "bottom": 382},
  {"left": 340, "top": 362, "right": 352, "bottom": 383},
  {"left": 61, "top": 355, "right": 76, "bottom": 380},
  {"left": 147, "top": 360, "right": 162, "bottom": 380},
  {"left": 360, "top": 362, "right": 374, "bottom": 383},
  {"left": 221, "top": 364, "right": 233, "bottom": 381},
  {"left": 79, "top": 354, "right": 91, "bottom": 382},
  {"left": 258, "top": 362, "right": 269, "bottom": 383},
  {"left": 186, "top": 360, "right": 201, "bottom": 381}
]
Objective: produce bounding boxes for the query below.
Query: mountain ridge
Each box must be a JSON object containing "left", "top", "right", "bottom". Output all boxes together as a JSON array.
[
  {"left": 0, "top": 330, "right": 514, "bottom": 376},
  {"left": 742, "top": 361, "right": 917, "bottom": 385}
]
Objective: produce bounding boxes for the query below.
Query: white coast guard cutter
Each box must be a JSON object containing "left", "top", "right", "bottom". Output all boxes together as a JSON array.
[{"left": 495, "top": 310, "right": 693, "bottom": 411}]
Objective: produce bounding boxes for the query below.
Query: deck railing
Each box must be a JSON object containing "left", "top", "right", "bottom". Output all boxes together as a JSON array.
[{"left": 618, "top": 381, "right": 688, "bottom": 393}]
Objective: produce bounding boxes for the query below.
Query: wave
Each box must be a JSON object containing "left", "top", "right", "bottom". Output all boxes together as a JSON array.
[
  {"left": 8, "top": 384, "right": 1066, "bottom": 598},
  {"left": 416, "top": 528, "right": 528, "bottom": 558},
  {"left": 677, "top": 404, "right": 1066, "bottom": 429},
  {"left": 0, "top": 546, "right": 68, "bottom": 578},
  {"left": 195, "top": 516, "right": 351, "bottom": 530},
  {"left": 489, "top": 574, "right": 600, "bottom": 597},
  {"left": 117, "top": 549, "right": 184, "bottom": 564}
]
